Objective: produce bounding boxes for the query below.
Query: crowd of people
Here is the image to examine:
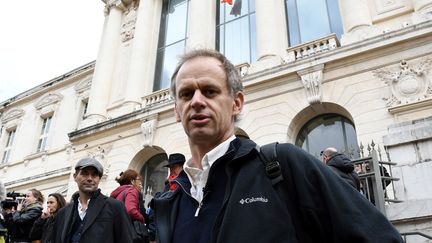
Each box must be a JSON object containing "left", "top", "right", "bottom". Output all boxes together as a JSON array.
[{"left": 1, "top": 49, "right": 404, "bottom": 243}]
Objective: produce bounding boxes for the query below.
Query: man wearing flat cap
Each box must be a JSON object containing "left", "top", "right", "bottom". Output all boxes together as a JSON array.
[
  {"left": 53, "top": 157, "right": 134, "bottom": 243},
  {"left": 165, "top": 153, "right": 186, "bottom": 191}
]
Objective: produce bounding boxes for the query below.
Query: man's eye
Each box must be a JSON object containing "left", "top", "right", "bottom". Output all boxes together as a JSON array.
[
  {"left": 179, "top": 91, "right": 192, "bottom": 99},
  {"left": 203, "top": 89, "right": 217, "bottom": 97}
]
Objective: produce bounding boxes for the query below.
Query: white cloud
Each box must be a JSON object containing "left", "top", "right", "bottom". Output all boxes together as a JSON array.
[{"left": 0, "top": 0, "right": 105, "bottom": 101}]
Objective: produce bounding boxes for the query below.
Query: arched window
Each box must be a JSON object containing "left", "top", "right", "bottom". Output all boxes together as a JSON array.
[
  {"left": 285, "top": 0, "right": 343, "bottom": 46},
  {"left": 140, "top": 153, "right": 168, "bottom": 196},
  {"left": 216, "top": 0, "right": 256, "bottom": 64},
  {"left": 296, "top": 114, "right": 359, "bottom": 158},
  {"left": 154, "top": 0, "right": 189, "bottom": 91}
]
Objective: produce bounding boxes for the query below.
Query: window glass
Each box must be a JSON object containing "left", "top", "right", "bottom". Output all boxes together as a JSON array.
[
  {"left": 217, "top": 0, "right": 256, "bottom": 64},
  {"left": 2, "top": 129, "right": 16, "bottom": 163},
  {"left": 37, "top": 116, "right": 52, "bottom": 152},
  {"left": 141, "top": 153, "right": 168, "bottom": 199},
  {"left": 154, "top": 40, "right": 186, "bottom": 91},
  {"left": 154, "top": 0, "right": 189, "bottom": 91},
  {"left": 286, "top": 0, "right": 343, "bottom": 46},
  {"left": 296, "top": 114, "right": 359, "bottom": 159}
]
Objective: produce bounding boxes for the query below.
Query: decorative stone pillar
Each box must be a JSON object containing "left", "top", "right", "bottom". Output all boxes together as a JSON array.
[
  {"left": 339, "top": 0, "right": 372, "bottom": 33},
  {"left": 255, "top": 0, "right": 288, "bottom": 61},
  {"left": 123, "top": 0, "right": 163, "bottom": 110},
  {"left": 83, "top": 1, "right": 123, "bottom": 127},
  {"left": 187, "top": 0, "right": 216, "bottom": 50},
  {"left": 412, "top": 0, "right": 432, "bottom": 23},
  {"left": 339, "top": 0, "right": 381, "bottom": 45}
]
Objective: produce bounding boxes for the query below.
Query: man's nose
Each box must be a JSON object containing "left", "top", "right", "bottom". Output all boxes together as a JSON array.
[{"left": 191, "top": 90, "right": 205, "bottom": 109}]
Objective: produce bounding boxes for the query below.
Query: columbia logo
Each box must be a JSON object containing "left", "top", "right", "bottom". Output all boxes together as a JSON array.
[{"left": 239, "top": 196, "right": 268, "bottom": 205}]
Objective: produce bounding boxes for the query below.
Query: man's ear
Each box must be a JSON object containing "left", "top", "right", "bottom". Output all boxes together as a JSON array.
[
  {"left": 73, "top": 172, "right": 78, "bottom": 182},
  {"left": 174, "top": 103, "right": 181, "bottom": 122},
  {"left": 233, "top": 91, "right": 244, "bottom": 115}
]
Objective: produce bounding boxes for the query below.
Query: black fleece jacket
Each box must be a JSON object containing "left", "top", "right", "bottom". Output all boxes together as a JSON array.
[{"left": 154, "top": 138, "right": 403, "bottom": 243}]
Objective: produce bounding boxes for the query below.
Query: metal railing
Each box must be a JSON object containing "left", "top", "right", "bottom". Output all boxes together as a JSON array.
[
  {"left": 401, "top": 231, "right": 432, "bottom": 242},
  {"left": 349, "top": 141, "right": 402, "bottom": 215}
]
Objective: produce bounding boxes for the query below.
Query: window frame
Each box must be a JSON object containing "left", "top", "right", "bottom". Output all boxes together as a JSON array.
[
  {"left": 2, "top": 129, "right": 16, "bottom": 163},
  {"left": 37, "top": 116, "right": 52, "bottom": 153}
]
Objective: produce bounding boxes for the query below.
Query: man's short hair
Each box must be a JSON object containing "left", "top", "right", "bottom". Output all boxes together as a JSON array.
[{"left": 170, "top": 49, "right": 243, "bottom": 99}]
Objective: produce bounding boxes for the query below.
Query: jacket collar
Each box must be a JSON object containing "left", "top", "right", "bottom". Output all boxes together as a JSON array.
[{"left": 228, "top": 138, "right": 258, "bottom": 162}]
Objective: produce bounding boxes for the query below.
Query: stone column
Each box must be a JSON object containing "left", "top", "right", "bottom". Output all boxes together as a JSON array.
[
  {"left": 123, "top": 0, "right": 162, "bottom": 109},
  {"left": 338, "top": 0, "right": 372, "bottom": 33},
  {"left": 83, "top": 2, "right": 123, "bottom": 126},
  {"left": 255, "top": 0, "right": 288, "bottom": 61},
  {"left": 412, "top": 0, "right": 432, "bottom": 23},
  {"left": 186, "top": 0, "right": 216, "bottom": 50}
]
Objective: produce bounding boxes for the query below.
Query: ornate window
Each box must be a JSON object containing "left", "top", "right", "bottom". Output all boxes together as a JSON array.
[
  {"left": 217, "top": 0, "right": 256, "bottom": 64},
  {"left": 154, "top": 0, "right": 189, "bottom": 91},
  {"left": 37, "top": 116, "right": 52, "bottom": 152},
  {"left": 296, "top": 114, "right": 359, "bottom": 158},
  {"left": 2, "top": 129, "right": 16, "bottom": 163},
  {"left": 285, "top": 0, "right": 343, "bottom": 46}
]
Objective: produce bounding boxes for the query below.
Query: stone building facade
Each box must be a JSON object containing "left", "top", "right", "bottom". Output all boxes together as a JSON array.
[{"left": 1, "top": 0, "right": 432, "bottom": 238}]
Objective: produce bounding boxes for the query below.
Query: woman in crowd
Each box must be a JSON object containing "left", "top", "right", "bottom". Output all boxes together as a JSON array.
[
  {"left": 110, "top": 169, "right": 145, "bottom": 223},
  {"left": 29, "top": 193, "right": 66, "bottom": 243},
  {"left": 5, "top": 189, "right": 43, "bottom": 243}
]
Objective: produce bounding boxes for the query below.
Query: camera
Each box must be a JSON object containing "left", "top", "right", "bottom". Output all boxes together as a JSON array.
[{"left": 1, "top": 191, "right": 26, "bottom": 210}]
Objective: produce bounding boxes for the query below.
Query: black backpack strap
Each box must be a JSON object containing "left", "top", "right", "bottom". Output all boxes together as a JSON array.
[{"left": 257, "top": 142, "right": 284, "bottom": 185}]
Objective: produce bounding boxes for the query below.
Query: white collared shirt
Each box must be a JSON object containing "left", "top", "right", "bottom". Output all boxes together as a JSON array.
[
  {"left": 184, "top": 135, "right": 236, "bottom": 203},
  {"left": 77, "top": 197, "right": 90, "bottom": 220}
]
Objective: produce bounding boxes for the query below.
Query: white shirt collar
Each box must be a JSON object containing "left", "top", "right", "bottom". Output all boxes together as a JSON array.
[
  {"left": 184, "top": 135, "right": 236, "bottom": 203},
  {"left": 77, "top": 197, "right": 90, "bottom": 220}
]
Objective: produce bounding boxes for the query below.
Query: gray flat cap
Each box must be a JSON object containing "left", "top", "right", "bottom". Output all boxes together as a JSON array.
[{"left": 75, "top": 157, "right": 104, "bottom": 176}]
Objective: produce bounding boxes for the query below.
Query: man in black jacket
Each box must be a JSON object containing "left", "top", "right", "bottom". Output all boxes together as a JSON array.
[
  {"left": 322, "top": 147, "right": 361, "bottom": 190},
  {"left": 52, "top": 157, "right": 134, "bottom": 243},
  {"left": 153, "top": 49, "right": 403, "bottom": 243}
]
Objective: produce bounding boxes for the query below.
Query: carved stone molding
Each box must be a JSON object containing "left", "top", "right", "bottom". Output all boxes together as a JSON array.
[
  {"left": 373, "top": 59, "right": 432, "bottom": 110},
  {"left": 74, "top": 77, "right": 92, "bottom": 94},
  {"left": 412, "top": 3, "right": 432, "bottom": 24},
  {"left": 34, "top": 93, "right": 63, "bottom": 110},
  {"left": 1, "top": 108, "right": 24, "bottom": 124},
  {"left": 121, "top": 2, "right": 138, "bottom": 42},
  {"left": 34, "top": 93, "right": 63, "bottom": 118},
  {"left": 141, "top": 118, "right": 158, "bottom": 147},
  {"left": 298, "top": 64, "right": 325, "bottom": 105}
]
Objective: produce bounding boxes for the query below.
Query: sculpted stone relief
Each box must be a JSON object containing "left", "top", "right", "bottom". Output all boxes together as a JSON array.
[
  {"left": 373, "top": 59, "right": 432, "bottom": 108},
  {"left": 121, "top": 1, "right": 138, "bottom": 42},
  {"left": 298, "top": 64, "right": 324, "bottom": 105},
  {"left": 141, "top": 119, "right": 157, "bottom": 147}
]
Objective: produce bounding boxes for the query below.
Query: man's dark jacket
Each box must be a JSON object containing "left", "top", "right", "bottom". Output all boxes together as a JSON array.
[
  {"left": 154, "top": 138, "right": 403, "bottom": 243},
  {"left": 326, "top": 153, "right": 361, "bottom": 190},
  {"left": 52, "top": 189, "right": 134, "bottom": 243}
]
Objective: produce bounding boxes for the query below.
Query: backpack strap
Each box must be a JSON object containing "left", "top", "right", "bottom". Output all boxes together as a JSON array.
[{"left": 257, "top": 142, "right": 284, "bottom": 185}]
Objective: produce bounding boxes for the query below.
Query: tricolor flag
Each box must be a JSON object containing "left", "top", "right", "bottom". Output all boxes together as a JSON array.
[
  {"left": 229, "top": 0, "right": 242, "bottom": 16},
  {"left": 221, "top": 0, "right": 233, "bottom": 5}
]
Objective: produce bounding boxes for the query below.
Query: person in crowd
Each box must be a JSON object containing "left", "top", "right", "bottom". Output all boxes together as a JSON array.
[
  {"left": 29, "top": 193, "right": 66, "bottom": 243},
  {"left": 153, "top": 49, "right": 403, "bottom": 243},
  {"left": 357, "top": 162, "right": 391, "bottom": 205},
  {"left": 4, "top": 189, "right": 43, "bottom": 243},
  {"left": 146, "top": 199, "right": 156, "bottom": 243},
  {"left": 110, "top": 169, "right": 145, "bottom": 223},
  {"left": 0, "top": 181, "right": 6, "bottom": 243},
  {"left": 52, "top": 157, "right": 134, "bottom": 243},
  {"left": 321, "top": 147, "right": 361, "bottom": 191},
  {"left": 164, "top": 153, "right": 185, "bottom": 191},
  {"left": 0, "top": 181, "right": 5, "bottom": 202}
]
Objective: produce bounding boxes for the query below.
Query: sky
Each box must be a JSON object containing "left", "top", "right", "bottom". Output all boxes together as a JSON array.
[{"left": 0, "top": 0, "right": 105, "bottom": 102}]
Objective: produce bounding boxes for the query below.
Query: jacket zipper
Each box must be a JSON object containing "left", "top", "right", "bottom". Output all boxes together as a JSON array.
[{"left": 172, "top": 178, "right": 204, "bottom": 217}]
